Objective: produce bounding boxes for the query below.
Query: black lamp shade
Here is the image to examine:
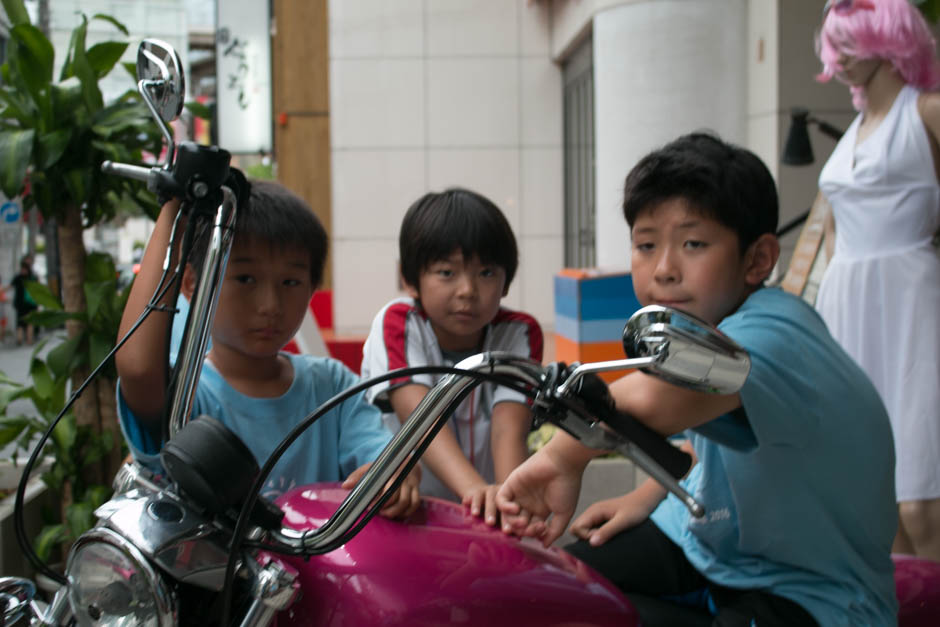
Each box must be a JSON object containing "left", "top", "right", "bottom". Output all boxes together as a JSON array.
[{"left": 782, "top": 108, "right": 814, "bottom": 166}]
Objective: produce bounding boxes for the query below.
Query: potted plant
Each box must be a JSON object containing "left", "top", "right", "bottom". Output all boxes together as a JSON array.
[{"left": 0, "top": 0, "right": 160, "bottom": 567}]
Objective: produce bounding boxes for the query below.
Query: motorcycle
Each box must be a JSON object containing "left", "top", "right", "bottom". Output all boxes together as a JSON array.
[{"left": 1, "top": 38, "right": 937, "bottom": 627}]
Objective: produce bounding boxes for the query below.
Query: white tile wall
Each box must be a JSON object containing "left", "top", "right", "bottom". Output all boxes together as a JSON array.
[
  {"left": 332, "top": 150, "right": 427, "bottom": 239},
  {"left": 520, "top": 1, "right": 552, "bottom": 56},
  {"left": 331, "top": 0, "right": 563, "bottom": 336},
  {"left": 426, "top": 0, "right": 519, "bottom": 56},
  {"left": 427, "top": 148, "right": 521, "bottom": 232},
  {"left": 520, "top": 148, "right": 564, "bottom": 237},
  {"left": 520, "top": 58, "right": 563, "bottom": 146},
  {"left": 330, "top": 59, "right": 425, "bottom": 148},
  {"left": 332, "top": 239, "right": 404, "bottom": 334},
  {"left": 520, "top": 237, "right": 564, "bottom": 328},
  {"left": 329, "top": 0, "right": 424, "bottom": 58},
  {"left": 427, "top": 58, "right": 521, "bottom": 147}
]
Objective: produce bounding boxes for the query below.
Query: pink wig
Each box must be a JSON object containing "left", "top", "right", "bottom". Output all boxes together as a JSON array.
[{"left": 816, "top": 0, "right": 940, "bottom": 109}]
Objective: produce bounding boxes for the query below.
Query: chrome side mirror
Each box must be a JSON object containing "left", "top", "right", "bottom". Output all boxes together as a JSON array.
[
  {"left": 136, "top": 38, "right": 185, "bottom": 169},
  {"left": 137, "top": 38, "right": 185, "bottom": 123},
  {"left": 623, "top": 305, "right": 750, "bottom": 394}
]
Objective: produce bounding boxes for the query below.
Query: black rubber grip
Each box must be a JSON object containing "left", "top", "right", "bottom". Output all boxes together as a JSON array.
[{"left": 601, "top": 409, "right": 692, "bottom": 480}]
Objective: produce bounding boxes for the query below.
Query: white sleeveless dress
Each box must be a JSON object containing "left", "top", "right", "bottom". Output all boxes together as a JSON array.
[{"left": 817, "top": 85, "right": 940, "bottom": 502}]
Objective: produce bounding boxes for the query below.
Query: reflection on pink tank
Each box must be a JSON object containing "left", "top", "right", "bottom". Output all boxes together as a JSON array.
[
  {"left": 894, "top": 554, "right": 940, "bottom": 627},
  {"left": 271, "top": 484, "right": 638, "bottom": 626}
]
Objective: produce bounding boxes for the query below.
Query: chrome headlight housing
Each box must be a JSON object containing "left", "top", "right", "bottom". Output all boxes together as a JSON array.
[{"left": 65, "top": 527, "right": 176, "bottom": 626}]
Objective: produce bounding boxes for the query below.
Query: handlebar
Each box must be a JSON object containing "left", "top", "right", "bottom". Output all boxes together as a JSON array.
[
  {"left": 101, "top": 160, "right": 152, "bottom": 183},
  {"left": 268, "top": 351, "right": 703, "bottom": 555}
]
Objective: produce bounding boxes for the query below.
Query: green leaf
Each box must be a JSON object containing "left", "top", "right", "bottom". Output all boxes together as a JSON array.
[
  {"left": 86, "top": 484, "right": 113, "bottom": 508},
  {"left": 66, "top": 16, "right": 104, "bottom": 114},
  {"left": 89, "top": 332, "right": 113, "bottom": 371},
  {"left": 65, "top": 501, "right": 95, "bottom": 539},
  {"left": 28, "top": 358, "right": 54, "bottom": 400},
  {"left": 85, "top": 281, "right": 111, "bottom": 320},
  {"left": 9, "top": 24, "right": 54, "bottom": 96},
  {"left": 0, "top": 415, "right": 30, "bottom": 446},
  {"left": 46, "top": 332, "right": 85, "bottom": 378},
  {"left": 25, "top": 310, "right": 81, "bottom": 328},
  {"left": 92, "top": 101, "right": 152, "bottom": 138},
  {"left": 0, "top": 128, "right": 34, "bottom": 197},
  {"left": 0, "top": 370, "right": 22, "bottom": 386},
  {"left": 85, "top": 251, "right": 116, "bottom": 283},
  {"left": 37, "top": 129, "right": 71, "bottom": 169},
  {"left": 63, "top": 167, "right": 92, "bottom": 207},
  {"left": 51, "top": 413, "right": 76, "bottom": 453},
  {"left": 90, "top": 14, "right": 129, "bottom": 37},
  {"left": 0, "top": 0, "right": 31, "bottom": 27},
  {"left": 185, "top": 101, "right": 212, "bottom": 120},
  {"left": 120, "top": 61, "right": 136, "bottom": 79},
  {"left": 49, "top": 78, "right": 83, "bottom": 122},
  {"left": 23, "top": 279, "right": 62, "bottom": 310},
  {"left": 0, "top": 84, "right": 37, "bottom": 126},
  {"left": 33, "top": 524, "right": 65, "bottom": 562},
  {"left": 85, "top": 41, "right": 128, "bottom": 79}
]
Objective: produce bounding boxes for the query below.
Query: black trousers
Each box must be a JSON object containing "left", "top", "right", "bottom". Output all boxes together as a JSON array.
[{"left": 565, "top": 519, "right": 819, "bottom": 627}]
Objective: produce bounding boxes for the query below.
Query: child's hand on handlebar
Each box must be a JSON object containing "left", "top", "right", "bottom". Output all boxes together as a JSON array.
[{"left": 343, "top": 462, "right": 423, "bottom": 520}]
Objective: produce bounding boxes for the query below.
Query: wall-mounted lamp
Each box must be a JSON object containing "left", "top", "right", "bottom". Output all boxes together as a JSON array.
[
  {"left": 776, "top": 108, "right": 846, "bottom": 239},
  {"left": 781, "top": 107, "right": 844, "bottom": 166}
]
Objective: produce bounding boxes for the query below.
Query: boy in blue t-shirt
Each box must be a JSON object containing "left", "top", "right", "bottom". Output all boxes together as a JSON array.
[
  {"left": 116, "top": 180, "right": 420, "bottom": 516},
  {"left": 496, "top": 133, "right": 897, "bottom": 626}
]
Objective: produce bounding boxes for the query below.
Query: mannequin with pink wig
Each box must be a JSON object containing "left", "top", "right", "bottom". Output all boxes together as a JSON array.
[{"left": 816, "top": 0, "right": 940, "bottom": 562}]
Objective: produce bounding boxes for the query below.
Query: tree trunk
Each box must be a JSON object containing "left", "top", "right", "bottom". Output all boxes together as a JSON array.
[
  {"left": 97, "top": 376, "right": 123, "bottom": 479},
  {"left": 57, "top": 206, "right": 105, "bottom": 489}
]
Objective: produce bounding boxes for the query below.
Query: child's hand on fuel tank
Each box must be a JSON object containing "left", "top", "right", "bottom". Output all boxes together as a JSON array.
[
  {"left": 343, "top": 462, "right": 422, "bottom": 520},
  {"left": 462, "top": 483, "right": 503, "bottom": 526}
]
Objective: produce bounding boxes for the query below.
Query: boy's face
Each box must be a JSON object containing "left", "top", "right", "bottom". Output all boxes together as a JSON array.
[
  {"left": 406, "top": 250, "right": 507, "bottom": 352},
  {"left": 630, "top": 197, "right": 755, "bottom": 326},
  {"left": 186, "top": 238, "right": 314, "bottom": 360}
]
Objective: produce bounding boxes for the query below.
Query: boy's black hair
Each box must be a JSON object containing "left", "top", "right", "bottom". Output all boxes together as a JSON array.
[
  {"left": 190, "top": 179, "right": 328, "bottom": 287},
  {"left": 622, "top": 132, "right": 779, "bottom": 252},
  {"left": 399, "top": 188, "right": 518, "bottom": 289}
]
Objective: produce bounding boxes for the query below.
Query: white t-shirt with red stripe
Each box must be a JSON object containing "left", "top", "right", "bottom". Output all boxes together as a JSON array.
[{"left": 361, "top": 297, "right": 543, "bottom": 501}]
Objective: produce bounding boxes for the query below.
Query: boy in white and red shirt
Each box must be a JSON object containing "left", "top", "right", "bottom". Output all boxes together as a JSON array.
[{"left": 361, "top": 188, "right": 542, "bottom": 526}]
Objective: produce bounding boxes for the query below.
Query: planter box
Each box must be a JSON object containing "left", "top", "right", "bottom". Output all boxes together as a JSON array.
[{"left": 0, "top": 458, "right": 56, "bottom": 578}]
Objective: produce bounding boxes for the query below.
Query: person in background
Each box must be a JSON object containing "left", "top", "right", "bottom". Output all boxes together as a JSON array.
[
  {"left": 814, "top": 0, "right": 940, "bottom": 561},
  {"left": 10, "top": 256, "right": 38, "bottom": 346}
]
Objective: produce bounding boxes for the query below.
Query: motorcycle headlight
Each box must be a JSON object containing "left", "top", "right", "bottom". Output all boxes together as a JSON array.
[{"left": 66, "top": 527, "right": 176, "bottom": 627}]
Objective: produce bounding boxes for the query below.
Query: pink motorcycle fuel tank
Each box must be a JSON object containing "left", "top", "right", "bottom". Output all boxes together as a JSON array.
[{"left": 270, "top": 484, "right": 639, "bottom": 626}]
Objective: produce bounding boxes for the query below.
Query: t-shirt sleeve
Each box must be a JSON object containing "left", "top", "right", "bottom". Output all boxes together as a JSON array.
[
  {"left": 329, "top": 360, "right": 394, "bottom": 478},
  {"left": 361, "top": 302, "right": 433, "bottom": 407},
  {"left": 713, "top": 291, "right": 821, "bottom": 449}
]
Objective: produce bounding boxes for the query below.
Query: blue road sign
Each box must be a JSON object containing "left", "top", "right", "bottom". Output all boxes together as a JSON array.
[{"left": 0, "top": 201, "right": 21, "bottom": 224}]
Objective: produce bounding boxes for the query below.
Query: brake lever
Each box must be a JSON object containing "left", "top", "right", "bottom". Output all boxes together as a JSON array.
[{"left": 535, "top": 363, "right": 706, "bottom": 518}]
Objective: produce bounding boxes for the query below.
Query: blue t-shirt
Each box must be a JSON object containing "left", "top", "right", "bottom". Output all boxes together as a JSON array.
[
  {"left": 650, "top": 288, "right": 898, "bottom": 626},
  {"left": 118, "top": 352, "right": 392, "bottom": 499}
]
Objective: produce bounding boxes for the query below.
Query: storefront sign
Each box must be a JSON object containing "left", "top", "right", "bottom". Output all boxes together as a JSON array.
[{"left": 216, "top": 3, "right": 272, "bottom": 153}]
